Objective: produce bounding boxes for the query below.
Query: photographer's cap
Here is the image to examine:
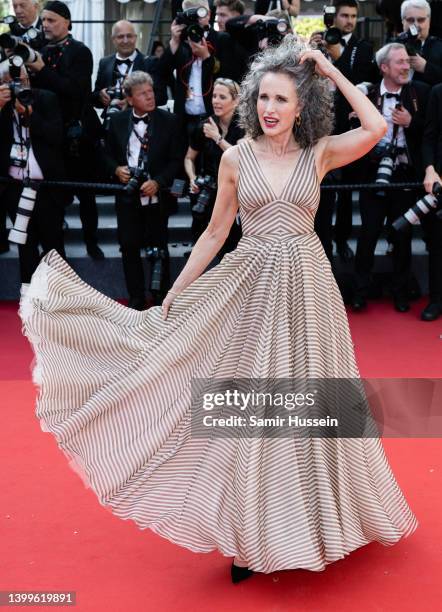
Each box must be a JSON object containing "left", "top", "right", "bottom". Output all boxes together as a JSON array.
[{"left": 43, "top": 1, "right": 72, "bottom": 31}]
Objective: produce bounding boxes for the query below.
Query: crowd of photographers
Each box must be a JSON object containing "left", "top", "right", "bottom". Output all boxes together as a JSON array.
[{"left": 0, "top": 0, "right": 441, "bottom": 320}]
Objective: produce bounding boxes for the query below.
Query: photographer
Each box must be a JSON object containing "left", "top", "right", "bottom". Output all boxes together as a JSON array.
[
  {"left": 225, "top": 11, "right": 292, "bottom": 61},
  {"left": 254, "top": 0, "right": 300, "bottom": 17},
  {"left": 184, "top": 78, "right": 244, "bottom": 257},
  {"left": 310, "top": 0, "right": 376, "bottom": 263},
  {"left": 419, "top": 83, "right": 442, "bottom": 320},
  {"left": 102, "top": 71, "right": 185, "bottom": 310},
  {"left": 10, "top": 0, "right": 42, "bottom": 32},
  {"left": 0, "top": 67, "right": 66, "bottom": 284},
  {"left": 215, "top": 0, "right": 244, "bottom": 32},
  {"left": 25, "top": 1, "right": 105, "bottom": 260},
  {"left": 161, "top": 0, "right": 242, "bottom": 139},
  {"left": 92, "top": 20, "right": 167, "bottom": 126},
  {"left": 351, "top": 43, "right": 430, "bottom": 313},
  {"left": 400, "top": 0, "right": 442, "bottom": 86}
]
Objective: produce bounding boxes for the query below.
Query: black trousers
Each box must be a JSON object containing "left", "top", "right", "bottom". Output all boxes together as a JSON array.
[
  {"left": 334, "top": 163, "right": 363, "bottom": 245},
  {"left": 354, "top": 165, "right": 415, "bottom": 299},
  {"left": 3, "top": 181, "right": 66, "bottom": 283},
  {"left": 314, "top": 171, "right": 337, "bottom": 263},
  {"left": 421, "top": 211, "right": 442, "bottom": 304},
  {"left": 115, "top": 192, "right": 169, "bottom": 299},
  {"left": 66, "top": 153, "right": 99, "bottom": 245}
]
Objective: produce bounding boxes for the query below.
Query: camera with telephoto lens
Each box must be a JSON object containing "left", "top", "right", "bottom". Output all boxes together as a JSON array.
[
  {"left": 191, "top": 174, "right": 217, "bottom": 214},
  {"left": 393, "top": 24, "right": 420, "bottom": 56},
  {"left": 0, "top": 33, "right": 39, "bottom": 63},
  {"left": 175, "top": 7, "right": 209, "bottom": 43},
  {"left": 7, "top": 56, "right": 34, "bottom": 108},
  {"left": 392, "top": 182, "right": 442, "bottom": 232},
  {"left": 322, "top": 5, "right": 342, "bottom": 46},
  {"left": 103, "top": 86, "right": 125, "bottom": 130},
  {"left": 125, "top": 166, "right": 149, "bottom": 196},
  {"left": 252, "top": 18, "right": 289, "bottom": 46},
  {"left": 2, "top": 15, "right": 45, "bottom": 50},
  {"left": 374, "top": 142, "right": 397, "bottom": 187}
]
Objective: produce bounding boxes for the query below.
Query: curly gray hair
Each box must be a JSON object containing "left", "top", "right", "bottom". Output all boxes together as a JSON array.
[{"left": 237, "top": 35, "right": 334, "bottom": 148}]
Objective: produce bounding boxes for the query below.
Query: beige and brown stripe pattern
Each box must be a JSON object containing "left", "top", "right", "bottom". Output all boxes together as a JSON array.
[{"left": 19, "top": 140, "right": 418, "bottom": 573}]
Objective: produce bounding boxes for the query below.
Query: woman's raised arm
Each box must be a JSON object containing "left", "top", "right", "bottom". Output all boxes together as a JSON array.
[{"left": 299, "top": 50, "right": 387, "bottom": 181}]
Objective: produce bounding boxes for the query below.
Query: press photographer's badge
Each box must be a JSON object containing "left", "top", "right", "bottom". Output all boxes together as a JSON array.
[
  {"left": 140, "top": 195, "right": 151, "bottom": 206},
  {"left": 10, "top": 143, "right": 28, "bottom": 167}
]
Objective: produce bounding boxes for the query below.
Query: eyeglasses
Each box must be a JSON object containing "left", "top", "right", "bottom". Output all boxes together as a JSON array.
[{"left": 404, "top": 16, "right": 428, "bottom": 24}]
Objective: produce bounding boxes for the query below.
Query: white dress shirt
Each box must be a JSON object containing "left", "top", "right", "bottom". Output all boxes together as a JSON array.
[
  {"left": 379, "top": 80, "right": 406, "bottom": 149},
  {"left": 184, "top": 57, "right": 206, "bottom": 115},
  {"left": 127, "top": 112, "right": 158, "bottom": 205},
  {"left": 8, "top": 110, "right": 44, "bottom": 181}
]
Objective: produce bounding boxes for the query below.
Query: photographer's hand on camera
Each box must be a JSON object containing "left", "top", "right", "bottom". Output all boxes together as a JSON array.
[
  {"left": 309, "top": 31, "right": 341, "bottom": 61},
  {"left": 409, "top": 54, "right": 426, "bottom": 74},
  {"left": 392, "top": 106, "right": 412, "bottom": 128},
  {"left": 170, "top": 20, "right": 186, "bottom": 54},
  {"left": 188, "top": 37, "right": 210, "bottom": 61},
  {"left": 99, "top": 88, "right": 112, "bottom": 107},
  {"left": 424, "top": 166, "right": 441, "bottom": 195},
  {"left": 0, "top": 84, "right": 12, "bottom": 109},
  {"left": 115, "top": 165, "right": 131, "bottom": 184},
  {"left": 25, "top": 51, "right": 45, "bottom": 73},
  {"left": 189, "top": 178, "right": 200, "bottom": 194},
  {"left": 140, "top": 179, "right": 159, "bottom": 198}
]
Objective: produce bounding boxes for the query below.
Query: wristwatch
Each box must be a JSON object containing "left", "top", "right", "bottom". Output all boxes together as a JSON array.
[{"left": 215, "top": 134, "right": 223, "bottom": 146}]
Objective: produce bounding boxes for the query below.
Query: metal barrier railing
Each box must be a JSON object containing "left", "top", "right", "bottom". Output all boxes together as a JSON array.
[{"left": 0, "top": 177, "right": 426, "bottom": 193}]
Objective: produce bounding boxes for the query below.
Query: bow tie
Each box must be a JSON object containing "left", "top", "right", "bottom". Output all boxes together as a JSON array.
[
  {"left": 133, "top": 115, "right": 149, "bottom": 124},
  {"left": 385, "top": 92, "right": 401, "bottom": 100},
  {"left": 116, "top": 58, "right": 132, "bottom": 67}
]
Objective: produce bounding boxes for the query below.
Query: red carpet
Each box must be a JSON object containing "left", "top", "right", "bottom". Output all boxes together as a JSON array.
[{"left": 1, "top": 298, "right": 441, "bottom": 612}]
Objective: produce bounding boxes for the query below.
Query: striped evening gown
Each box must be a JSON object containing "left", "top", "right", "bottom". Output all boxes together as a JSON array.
[{"left": 19, "top": 139, "right": 418, "bottom": 574}]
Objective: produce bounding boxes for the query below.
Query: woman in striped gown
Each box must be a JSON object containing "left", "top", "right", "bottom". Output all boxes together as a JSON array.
[{"left": 20, "top": 36, "right": 418, "bottom": 583}]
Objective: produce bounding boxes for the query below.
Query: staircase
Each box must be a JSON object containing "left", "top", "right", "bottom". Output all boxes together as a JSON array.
[{"left": 0, "top": 192, "right": 430, "bottom": 301}]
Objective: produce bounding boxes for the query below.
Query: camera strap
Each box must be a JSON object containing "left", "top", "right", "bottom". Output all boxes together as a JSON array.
[{"left": 10, "top": 111, "right": 31, "bottom": 178}]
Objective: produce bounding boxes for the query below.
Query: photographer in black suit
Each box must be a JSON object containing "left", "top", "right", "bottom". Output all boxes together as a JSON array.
[
  {"left": 11, "top": 0, "right": 42, "bottom": 33},
  {"left": 25, "top": 1, "right": 104, "bottom": 260},
  {"left": 0, "top": 73, "right": 66, "bottom": 284},
  {"left": 92, "top": 19, "right": 167, "bottom": 125},
  {"left": 420, "top": 83, "right": 442, "bottom": 320},
  {"left": 351, "top": 43, "right": 430, "bottom": 313},
  {"left": 102, "top": 71, "right": 185, "bottom": 310},
  {"left": 161, "top": 0, "right": 242, "bottom": 140},
  {"left": 311, "top": 0, "right": 376, "bottom": 264},
  {"left": 400, "top": 0, "right": 442, "bottom": 87}
]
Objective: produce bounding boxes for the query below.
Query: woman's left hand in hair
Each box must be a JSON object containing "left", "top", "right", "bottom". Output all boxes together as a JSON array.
[
  {"left": 203, "top": 117, "right": 221, "bottom": 141},
  {"left": 299, "top": 49, "right": 337, "bottom": 79}
]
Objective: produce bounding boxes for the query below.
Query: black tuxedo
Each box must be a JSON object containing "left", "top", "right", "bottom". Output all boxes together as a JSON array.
[
  {"left": 319, "top": 34, "right": 375, "bottom": 255},
  {"left": 103, "top": 107, "right": 185, "bottom": 300},
  {"left": 421, "top": 83, "right": 442, "bottom": 304},
  {"left": 0, "top": 89, "right": 66, "bottom": 282},
  {"left": 423, "top": 82, "right": 442, "bottom": 174},
  {"left": 160, "top": 28, "right": 242, "bottom": 122},
  {"left": 92, "top": 50, "right": 167, "bottom": 110},
  {"left": 413, "top": 36, "right": 442, "bottom": 87},
  {"left": 30, "top": 35, "right": 103, "bottom": 249},
  {"left": 353, "top": 80, "right": 431, "bottom": 302},
  {"left": 333, "top": 35, "right": 376, "bottom": 135},
  {"left": 367, "top": 80, "right": 431, "bottom": 174}
]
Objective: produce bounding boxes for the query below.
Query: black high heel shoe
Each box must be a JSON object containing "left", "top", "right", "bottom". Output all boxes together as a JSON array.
[{"left": 231, "top": 561, "right": 255, "bottom": 583}]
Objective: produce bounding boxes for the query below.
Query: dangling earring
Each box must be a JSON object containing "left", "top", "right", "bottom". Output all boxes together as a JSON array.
[{"left": 295, "top": 115, "right": 301, "bottom": 128}]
